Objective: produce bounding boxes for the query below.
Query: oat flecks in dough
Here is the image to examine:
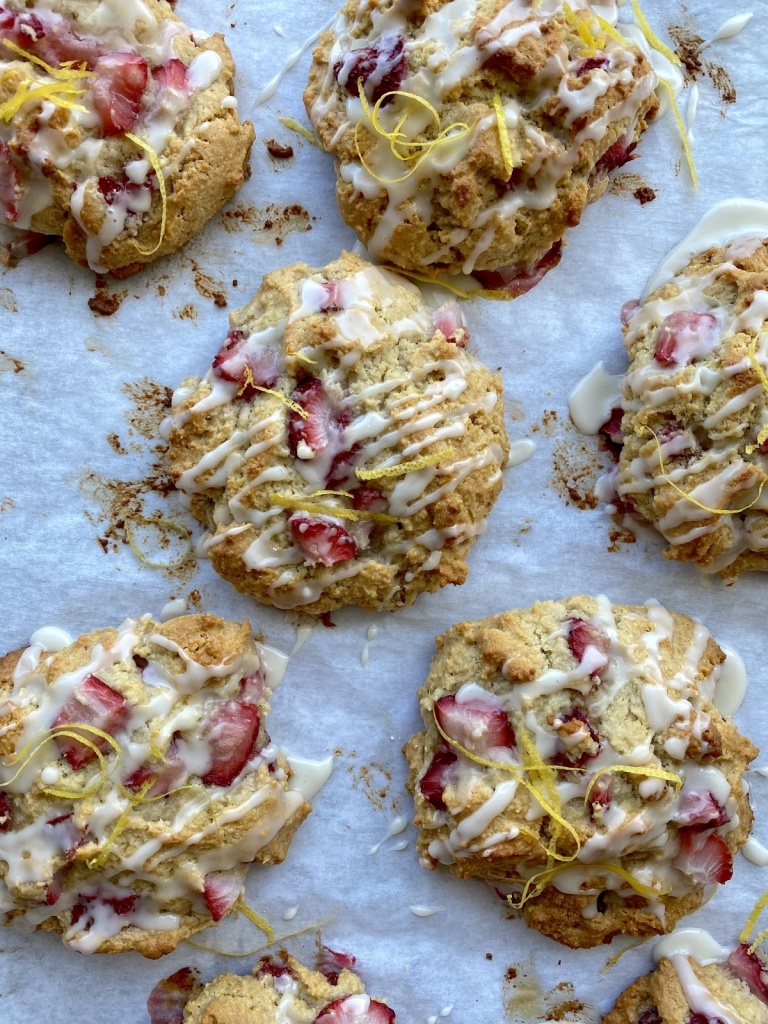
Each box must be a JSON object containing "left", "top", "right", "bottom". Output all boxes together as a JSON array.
[
  {"left": 0, "top": 0, "right": 254, "bottom": 275},
  {"left": 0, "top": 613, "right": 311, "bottom": 958},
  {"left": 304, "top": 0, "right": 659, "bottom": 286},
  {"left": 600, "top": 238, "right": 768, "bottom": 581},
  {"left": 404, "top": 596, "right": 757, "bottom": 949},
  {"left": 167, "top": 251, "right": 512, "bottom": 615}
]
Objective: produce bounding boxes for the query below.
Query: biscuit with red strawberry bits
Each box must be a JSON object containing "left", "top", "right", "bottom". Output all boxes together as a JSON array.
[
  {"left": 167, "top": 251, "right": 512, "bottom": 614},
  {"left": 597, "top": 237, "right": 768, "bottom": 581},
  {"left": 0, "top": 1, "right": 253, "bottom": 274},
  {"left": 304, "top": 0, "right": 659, "bottom": 291},
  {"left": 0, "top": 614, "right": 314, "bottom": 957},
  {"left": 404, "top": 596, "right": 757, "bottom": 949},
  {"left": 148, "top": 952, "right": 396, "bottom": 1024},
  {"left": 604, "top": 933, "right": 768, "bottom": 1023}
]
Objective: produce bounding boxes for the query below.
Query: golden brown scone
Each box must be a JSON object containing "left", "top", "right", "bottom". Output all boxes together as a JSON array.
[
  {"left": 147, "top": 953, "right": 397, "bottom": 1024},
  {"left": 0, "top": 0, "right": 254, "bottom": 274},
  {"left": 595, "top": 235, "right": 768, "bottom": 581},
  {"left": 304, "top": 0, "right": 658, "bottom": 290},
  {"left": 167, "top": 251, "right": 512, "bottom": 614},
  {"left": 0, "top": 614, "right": 312, "bottom": 957},
  {"left": 404, "top": 596, "right": 757, "bottom": 949},
  {"left": 604, "top": 933, "right": 768, "bottom": 1022}
]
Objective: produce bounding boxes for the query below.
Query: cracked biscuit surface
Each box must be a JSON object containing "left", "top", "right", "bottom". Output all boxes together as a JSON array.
[
  {"left": 304, "top": 0, "right": 658, "bottom": 291},
  {"left": 167, "top": 251, "right": 511, "bottom": 615},
  {"left": 0, "top": 614, "right": 311, "bottom": 957},
  {"left": 404, "top": 596, "right": 757, "bottom": 949},
  {"left": 0, "top": 0, "right": 254, "bottom": 274}
]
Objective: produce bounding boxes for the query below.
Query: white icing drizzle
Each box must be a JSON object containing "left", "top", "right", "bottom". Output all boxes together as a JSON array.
[
  {"left": 569, "top": 362, "right": 623, "bottom": 434},
  {"left": 369, "top": 814, "right": 409, "bottom": 855},
  {"left": 742, "top": 837, "right": 768, "bottom": 867},
  {"left": 702, "top": 14, "right": 754, "bottom": 49},
  {"left": 409, "top": 905, "right": 439, "bottom": 917}
]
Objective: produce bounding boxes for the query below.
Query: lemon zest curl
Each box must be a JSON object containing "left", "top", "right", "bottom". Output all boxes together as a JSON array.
[
  {"left": 269, "top": 493, "right": 400, "bottom": 524},
  {"left": 356, "top": 447, "right": 455, "bottom": 481}
]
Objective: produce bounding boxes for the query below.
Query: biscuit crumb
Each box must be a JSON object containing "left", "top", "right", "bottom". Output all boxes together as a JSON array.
[
  {"left": 88, "top": 276, "right": 126, "bottom": 317},
  {"left": 191, "top": 261, "right": 228, "bottom": 307},
  {"left": 265, "top": 139, "right": 294, "bottom": 159},
  {"left": 0, "top": 287, "right": 18, "bottom": 313},
  {"left": 0, "top": 351, "right": 24, "bottom": 375}
]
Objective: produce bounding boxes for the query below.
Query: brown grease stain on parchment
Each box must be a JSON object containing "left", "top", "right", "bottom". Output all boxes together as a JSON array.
[{"left": 504, "top": 959, "right": 593, "bottom": 1022}]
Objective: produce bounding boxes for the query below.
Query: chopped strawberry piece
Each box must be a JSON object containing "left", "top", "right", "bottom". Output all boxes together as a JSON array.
[
  {"left": 674, "top": 828, "right": 733, "bottom": 885},
  {"left": 97, "top": 174, "right": 149, "bottom": 209},
  {"left": 45, "top": 877, "right": 62, "bottom": 906},
  {"left": 203, "top": 871, "right": 243, "bottom": 922},
  {"left": 321, "top": 611, "right": 337, "bottom": 629},
  {"left": 687, "top": 1015, "right": 726, "bottom": 1024},
  {"left": 654, "top": 311, "right": 718, "bottom": 366},
  {"left": 71, "top": 890, "right": 138, "bottom": 927},
  {"left": 419, "top": 748, "right": 458, "bottom": 811},
  {"left": 90, "top": 52, "right": 149, "bottom": 136},
  {"left": 599, "top": 407, "right": 624, "bottom": 446},
  {"left": 566, "top": 619, "right": 610, "bottom": 678},
  {"left": 0, "top": 792, "right": 10, "bottom": 832},
  {"left": 315, "top": 995, "right": 396, "bottom": 1023},
  {"left": 318, "top": 280, "right": 345, "bottom": 312},
  {"left": 46, "top": 813, "right": 83, "bottom": 860},
  {"left": 287, "top": 379, "right": 338, "bottom": 457},
  {"left": 152, "top": 58, "right": 190, "bottom": 94},
  {"left": 0, "top": 227, "right": 52, "bottom": 263},
  {"left": 290, "top": 514, "right": 359, "bottom": 566},
  {"left": 473, "top": 242, "right": 562, "bottom": 298},
  {"left": 333, "top": 32, "right": 406, "bottom": 104},
  {"left": 124, "top": 739, "right": 187, "bottom": 797},
  {"left": 727, "top": 943, "right": 768, "bottom": 1004},
  {"left": 575, "top": 54, "right": 609, "bottom": 76},
  {"left": 636, "top": 1010, "right": 662, "bottom": 1024},
  {"left": 133, "top": 654, "right": 148, "bottom": 672},
  {"left": 552, "top": 707, "right": 601, "bottom": 768},
  {"left": 147, "top": 967, "right": 202, "bottom": 1024},
  {"left": 595, "top": 136, "right": 637, "bottom": 175},
  {"left": 0, "top": 139, "right": 18, "bottom": 222},
  {"left": 53, "top": 675, "right": 128, "bottom": 770},
  {"left": 620, "top": 299, "right": 640, "bottom": 325},
  {"left": 432, "top": 301, "right": 469, "bottom": 346},
  {"left": 588, "top": 776, "right": 612, "bottom": 820},
  {"left": 0, "top": 9, "right": 45, "bottom": 48},
  {"left": 319, "top": 946, "right": 357, "bottom": 985},
  {"left": 239, "top": 670, "right": 266, "bottom": 703},
  {"left": 211, "top": 329, "right": 281, "bottom": 396},
  {"left": 256, "top": 956, "right": 292, "bottom": 979},
  {"left": 200, "top": 700, "right": 260, "bottom": 787},
  {"left": 434, "top": 694, "right": 514, "bottom": 754},
  {"left": 674, "top": 791, "right": 730, "bottom": 831},
  {"left": 327, "top": 444, "right": 361, "bottom": 490},
  {"left": 352, "top": 486, "right": 387, "bottom": 513}
]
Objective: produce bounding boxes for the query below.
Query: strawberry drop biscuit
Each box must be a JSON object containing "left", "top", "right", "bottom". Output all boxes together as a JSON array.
[
  {"left": 596, "top": 236, "right": 768, "bottom": 581},
  {"left": 167, "top": 251, "right": 511, "bottom": 614},
  {"left": 404, "top": 597, "right": 757, "bottom": 949},
  {"left": 304, "top": 0, "right": 659, "bottom": 292},
  {"left": 148, "top": 952, "right": 396, "bottom": 1024},
  {"left": 0, "top": 614, "right": 316, "bottom": 957},
  {"left": 605, "top": 929, "right": 768, "bottom": 1023},
  {"left": 0, "top": 0, "right": 254, "bottom": 274}
]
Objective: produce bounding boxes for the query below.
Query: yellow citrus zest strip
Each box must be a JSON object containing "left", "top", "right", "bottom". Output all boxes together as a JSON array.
[
  {"left": 509, "top": 860, "right": 668, "bottom": 911},
  {"left": 640, "top": 425, "right": 767, "bottom": 515},
  {"left": 125, "top": 132, "right": 168, "bottom": 256},
  {"left": 562, "top": 3, "right": 600, "bottom": 56},
  {"left": 584, "top": 764, "right": 682, "bottom": 807},
  {"left": 630, "top": 0, "right": 682, "bottom": 66},
  {"left": 749, "top": 928, "right": 768, "bottom": 955},
  {"left": 269, "top": 493, "right": 400, "bottom": 524},
  {"left": 0, "top": 78, "right": 88, "bottom": 121},
  {"left": 185, "top": 911, "right": 338, "bottom": 957},
  {"left": 293, "top": 352, "right": 318, "bottom": 366},
  {"left": 307, "top": 489, "right": 353, "bottom": 498},
  {"left": 658, "top": 80, "right": 698, "bottom": 189},
  {"left": 2, "top": 39, "right": 96, "bottom": 79},
  {"left": 741, "top": 892, "right": 768, "bottom": 944},
  {"left": 278, "top": 116, "right": 321, "bottom": 148},
  {"left": 379, "top": 264, "right": 519, "bottom": 303},
  {"left": 492, "top": 92, "right": 513, "bottom": 179},
  {"left": 2, "top": 724, "right": 121, "bottom": 799},
  {"left": 745, "top": 334, "right": 768, "bottom": 453},
  {"left": 592, "top": 14, "right": 631, "bottom": 48},
  {"left": 124, "top": 515, "right": 192, "bottom": 570},
  {"left": 88, "top": 776, "right": 157, "bottom": 869},
  {"left": 601, "top": 938, "right": 648, "bottom": 973},
  {"left": 356, "top": 447, "right": 455, "bottom": 481},
  {"left": 236, "top": 900, "right": 275, "bottom": 945}
]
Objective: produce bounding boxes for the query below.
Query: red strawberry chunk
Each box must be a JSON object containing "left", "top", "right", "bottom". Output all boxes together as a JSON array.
[
  {"left": 319, "top": 946, "right": 357, "bottom": 986},
  {"left": 552, "top": 707, "right": 601, "bottom": 768},
  {"left": 636, "top": 1010, "right": 662, "bottom": 1024},
  {"left": 588, "top": 776, "right": 612, "bottom": 821},
  {"left": 566, "top": 619, "right": 610, "bottom": 678},
  {"left": 46, "top": 813, "right": 83, "bottom": 860},
  {"left": 147, "top": 967, "right": 202, "bottom": 1024},
  {"left": 0, "top": 139, "right": 18, "bottom": 222},
  {"left": 288, "top": 379, "right": 338, "bottom": 457},
  {"left": 318, "top": 280, "right": 345, "bottom": 312},
  {"left": 419, "top": 748, "right": 458, "bottom": 811},
  {"left": 575, "top": 54, "right": 609, "bottom": 76},
  {"left": 432, "top": 301, "right": 469, "bottom": 346},
  {"left": 200, "top": 700, "right": 260, "bottom": 787},
  {"left": 203, "top": 870, "right": 243, "bottom": 922},
  {"left": 688, "top": 1015, "right": 726, "bottom": 1024},
  {"left": 152, "top": 58, "right": 190, "bottom": 94},
  {"left": 290, "top": 514, "right": 358, "bottom": 567},
  {"left": 333, "top": 32, "right": 406, "bottom": 104},
  {"left": 727, "top": 943, "right": 768, "bottom": 1004},
  {"left": 239, "top": 669, "right": 266, "bottom": 703},
  {"left": 71, "top": 890, "right": 138, "bottom": 927},
  {"left": 327, "top": 444, "right": 361, "bottom": 490},
  {"left": 90, "top": 52, "right": 149, "bottom": 136},
  {"left": 0, "top": 9, "right": 45, "bottom": 48},
  {"left": 599, "top": 407, "right": 624, "bottom": 446},
  {"left": 0, "top": 792, "right": 10, "bottom": 832},
  {"left": 257, "top": 956, "right": 292, "bottom": 980},
  {"left": 352, "top": 486, "right": 387, "bottom": 513},
  {"left": 124, "top": 739, "right": 187, "bottom": 797},
  {"left": 0, "top": 227, "right": 51, "bottom": 263},
  {"left": 474, "top": 242, "right": 562, "bottom": 298},
  {"left": 53, "top": 675, "right": 128, "bottom": 770},
  {"left": 654, "top": 311, "right": 718, "bottom": 366},
  {"left": 594, "top": 136, "right": 637, "bottom": 175},
  {"left": 434, "top": 694, "right": 514, "bottom": 754},
  {"left": 674, "top": 791, "right": 730, "bottom": 831},
  {"left": 315, "top": 996, "right": 396, "bottom": 1024},
  {"left": 674, "top": 828, "right": 733, "bottom": 885},
  {"left": 620, "top": 299, "right": 640, "bottom": 325},
  {"left": 211, "top": 329, "right": 281, "bottom": 395}
]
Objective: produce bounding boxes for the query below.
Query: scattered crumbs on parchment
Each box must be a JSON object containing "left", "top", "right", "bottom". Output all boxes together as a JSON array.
[
  {"left": 121, "top": 378, "right": 173, "bottom": 441},
  {"left": 88, "top": 275, "right": 128, "bottom": 317},
  {"left": 174, "top": 302, "right": 198, "bottom": 321},
  {"left": 536, "top": 409, "right": 612, "bottom": 512},
  {"left": 504, "top": 959, "right": 593, "bottom": 1023},
  {"left": 609, "top": 172, "right": 657, "bottom": 205},
  {"left": 345, "top": 756, "right": 397, "bottom": 813},
  {"left": 0, "top": 350, "right": 24, "bottom": 374},
  {"left": 608, "top": 525, "right": 638, "bottom": 553},
  {"left": 0, "top": 286, "right": 18, "bottom": 312},
  {"left": 668, "top": 22, "right": 736, "bottom": 106},
  {"left": 186, "top": 588, "right": 203, "bottom": 611},
  {"left": 0, "top": 497, "right": 15, "bottom": 513},
  {"left": 222, "top": 202, "right": 316, "bottom": 246},
  {"left": 191, "top": 260, "right": 228, "bottom": 308},
  {"left": 512, "top": 517, "right": 533, "bottom": 547},
  {"left": 106, "top": 432, "right": 127, "bottom": 455}
]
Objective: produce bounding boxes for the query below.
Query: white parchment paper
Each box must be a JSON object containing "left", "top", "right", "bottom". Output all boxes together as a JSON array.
[{"left": 1, "top": 1, "right": 768, "bottom": 1021}]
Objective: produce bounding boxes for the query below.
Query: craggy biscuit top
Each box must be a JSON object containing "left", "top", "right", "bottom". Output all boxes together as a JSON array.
[
  {"left": 605, "top": 929, "right": 768, "bottom": 1023},
  {"left": 305, "top": 0, "right": 659, "bottom": 284},
  {"left": 167, "top": 251, "right": 511, "bottom": 614},
  {"left": 148, "top": 953, "right": 396, "bottom": 1024},
  {"left": 0, "top": 0, "right": 254, "bottom": 272},
  {"left": 595, "top": 237, "right": 768, "bottom": 581},
  {"left": 404, "top": 597, "right": 757, "bottom": 948},
  {"left": 0, "top": 614, "right": 314, "bottom": 957}
]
